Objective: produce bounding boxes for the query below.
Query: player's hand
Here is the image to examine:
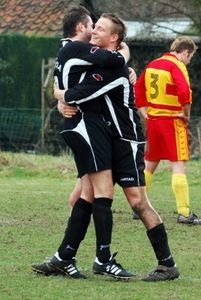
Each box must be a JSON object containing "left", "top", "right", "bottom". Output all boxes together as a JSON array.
[
  {"left": 118, "top": 42, "right": 128, "bottom": 50},
  {"left": 172, "top": 113, "right": 190, "bottom": 124},
  {"left": 57, "top": 101, "right": 78, "bottom": 118},
  {"left": 118, "top": 42, "right": 130, "bottom": 63},
  {"left": 54, "top": 83, "right": 78, "bottom": 118},
  {"left": 128, "top": 67, "right": 137, "bottom": 85}
]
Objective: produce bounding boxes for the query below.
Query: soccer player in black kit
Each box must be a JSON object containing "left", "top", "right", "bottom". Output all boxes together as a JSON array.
[
  {"left": 31, "top": 5, "right": 134, "bottom": 280},
  {"left": 31, "top": 7, "right": 180, "bottom": 282}
]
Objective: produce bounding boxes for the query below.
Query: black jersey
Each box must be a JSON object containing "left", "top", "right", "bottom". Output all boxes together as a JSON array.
[
  {"left": 62, "top": 65, "right": 145, "bottom": 142},
  {"left": 54, "top": 38, "right": 126, "bottom": 90},
  {"left": 54, "top": 39, "right": 127, "bottom": 175},
  {"left": 54, "top": 38, "right": 128, "bottom": 127},
  {"left": 54, "top": 38, "right": 126, "bottom": 114}
]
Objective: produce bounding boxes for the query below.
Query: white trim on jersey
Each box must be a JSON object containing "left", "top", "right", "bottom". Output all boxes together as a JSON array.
[
  {"left": 67, "top": 77, "right": 129, "bottom": 104},
  {"left": 130, "top": 142, "right": 141, "bottom": 186},
  {"left": 61, "top": 116, "right": 98, "bottom": 171},
  {"left": 62, "top": 59, "right": 93, "bottom": 89},
  {"left": 104, "top": 94, "right": 123, "bottom": 137}
]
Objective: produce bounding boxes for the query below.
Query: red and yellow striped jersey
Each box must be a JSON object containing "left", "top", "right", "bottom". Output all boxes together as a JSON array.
[{"left": 134, "top": 53, "right": 192, "bottom": 118}]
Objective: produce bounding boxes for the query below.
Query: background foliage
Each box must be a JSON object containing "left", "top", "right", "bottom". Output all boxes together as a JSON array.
[
  {"left": 0, "top": 34, "right": 60, "bottom": 109},
  {"left": 1, "top": 34, "right": 200, "bottom": 114},
  {"left": 0, "top": 34, "right": 201, "bottom": 154}
]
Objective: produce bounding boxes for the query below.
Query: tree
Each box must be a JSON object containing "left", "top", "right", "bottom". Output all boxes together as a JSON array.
[{"left": 94, "top": 0, "right": 201, "bottom": 37}]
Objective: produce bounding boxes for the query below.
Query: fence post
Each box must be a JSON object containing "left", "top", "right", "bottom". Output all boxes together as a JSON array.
[{"left": 41, "top": 59, "right": 45, "bottom": 153}]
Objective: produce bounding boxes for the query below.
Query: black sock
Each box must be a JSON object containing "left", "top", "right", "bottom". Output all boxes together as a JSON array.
[
  {"left": 58, "top": 198, "right": 92, "bottom": 260},
  {"left": 92, "top": 197, "right": 113, "bottom": 263},
  {"left": 147, "top": 223, "right": 175, "bottom": 267}
]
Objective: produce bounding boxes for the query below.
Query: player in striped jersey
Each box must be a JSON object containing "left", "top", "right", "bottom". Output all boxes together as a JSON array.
[{"left": 134, "top": 36, "right": 201, "bottom": 225}]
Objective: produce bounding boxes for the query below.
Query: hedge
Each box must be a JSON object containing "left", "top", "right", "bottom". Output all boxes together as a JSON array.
[{"left": 0, "top": 34, "right": 200, "bottom": 115}]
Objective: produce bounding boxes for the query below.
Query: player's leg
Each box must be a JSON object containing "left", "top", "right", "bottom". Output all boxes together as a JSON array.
[
  {"left": 31, "top": 126, "right": 96, "bottom": 278},
  {"left": 63, "top": 176, "right": 94, "bottom": 261},
  {"left": 31, "top": 173, "right": 93, "bottom": 279},
  {"left": 113, "top": 140, "right": 179, "bottom": 281},
  {"left": 163, "top": 118, "right": 201, "bottom": 224},
  {"left": 133, "top": 159, "right": 159, "bottom": 219},
  {"left": 85, "top": 115, "right": 133, "bottom": 279},
  {"left": 89, "top": 169, "right": 113, "bottom": 263},
  {"left": 83, "top": 114, "right": 114, "bottom": 263},
  {"left": 144, "top": 160, "right": 160, "bottom": 191},
  {"left": 89, "top": 169, "right": 134, "bottom": 279},
  {"left": 171, "top": 160, "right": 190, "bottom": 216},
  {"left": 133, "top": 119, "right": 160, "bottom": 220},
  {"left": 171, "top": 160, "right": 201, "bottom": 224},
  {"left": 144, "top": 119, "right": 162, "bottom": 192},
  {"left": 123, "top": 185, "right": 179, "bottom": 281},
  {"left": 50, "top": 126, "right": 97, "bottom": 269},
  {"left": 56, "top": 174, "right": 93, "bottom": 258},
  {"left": 69, "top": 177, "right": 82, "bottom": 209}
]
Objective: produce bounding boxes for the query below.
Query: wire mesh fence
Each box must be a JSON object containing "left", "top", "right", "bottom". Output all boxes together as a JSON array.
[
  {"left": 0, "top": 107, "right": 68, "bottom": 155},
  {"left": 0, "top": 108, "right": 41, "bottom": 153},
  {"left": 0, "top": 107, "right": 201, "bottom": 157}
]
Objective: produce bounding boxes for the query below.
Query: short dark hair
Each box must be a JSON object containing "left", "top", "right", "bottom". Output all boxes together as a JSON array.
[
  {"left": 62, "top": 5, "right": 91, "bottom": 38},
  {"left": 101, "top": 13, "right": 127, "bottom": 46}
]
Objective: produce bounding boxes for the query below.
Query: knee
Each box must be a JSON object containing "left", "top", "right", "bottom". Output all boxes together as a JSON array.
[
  {"left": 129, "top": 197, "right": 142, "bottom": 212},
  {"left": 130, "top": 196, "right": 151, "bottom": 215}
]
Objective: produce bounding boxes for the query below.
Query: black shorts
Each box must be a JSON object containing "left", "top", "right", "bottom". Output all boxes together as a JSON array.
[
  {"left": 61, "top": 112, "right": 112, "bottom": 178},
  {"left": 112, "top": 138, "right": 146, "bottom": 187}
]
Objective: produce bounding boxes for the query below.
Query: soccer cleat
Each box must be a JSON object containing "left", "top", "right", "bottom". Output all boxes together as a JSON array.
[
  {"left": 31, "top": 256, "right": 87, "bottom": 279},
  {"left": 133, "top": 212, "right": 140, "bottom": 220},
  {"left": 177, "top": 212, "right": 201, "bottom": 225},
  {"left": 141, "top": 264, "right": 180, "bottom": 282},
  {"left": 93, "top": 252, "right": 134, "bottom": 280},
  {"left": 31, "top": 262, "right": 62, "bottom": 276}
]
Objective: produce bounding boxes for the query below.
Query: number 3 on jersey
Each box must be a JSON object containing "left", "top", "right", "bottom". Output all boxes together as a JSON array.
[{"left": 150, "top": 73, "right": 159, "bottom": 99}]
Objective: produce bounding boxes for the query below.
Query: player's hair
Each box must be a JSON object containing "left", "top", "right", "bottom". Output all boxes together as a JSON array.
[
  {"left": 170, "top": 36, "right": 198, "bottom": 54},
  {"left": 62, "top": 5, "right": 91, "bottom": 38},
  {"left": 100, "top": 13, "right": 127, "bottom": 46}
]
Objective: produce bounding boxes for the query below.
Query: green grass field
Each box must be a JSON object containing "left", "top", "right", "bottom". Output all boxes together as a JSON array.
[{"left": 0, "top": 152, "right": 201, "bottom": 300}]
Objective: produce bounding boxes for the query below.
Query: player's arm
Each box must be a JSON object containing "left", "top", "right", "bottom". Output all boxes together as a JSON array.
[
  {"left": 138, "top": 107, "right": 148, "bottom": 119},
  {"left": 117, "top": 42, "right": 130, "bottom": 63},
  {"left": 170, "top": 64, "right": 192, "bottom": 124},
  {"left": 54, "top": 68, "right": 127, "bottom": 105},
  {"left": 72, "top": 41, "right": 130, "bottom": 68},
  {"left": 171, "top": 63, "right": 192, "bottom": 105},
  {"left": 128, "top": 67, "right": 137, "bottom": 85},
  {"left": 181, "top": 103, "right": 191, "bottom": 124},
  {"left": 54, "top": 76, "right": 120, "bottom": 105},
  {"left": 172, "top": 104, "right": 191, "bottom": 124},
  {"left": 54, "top": 67, "right": 134, "bottom": 105},
  {"left": 134, "top": 70, "right": 148, "bottom": 108}
]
